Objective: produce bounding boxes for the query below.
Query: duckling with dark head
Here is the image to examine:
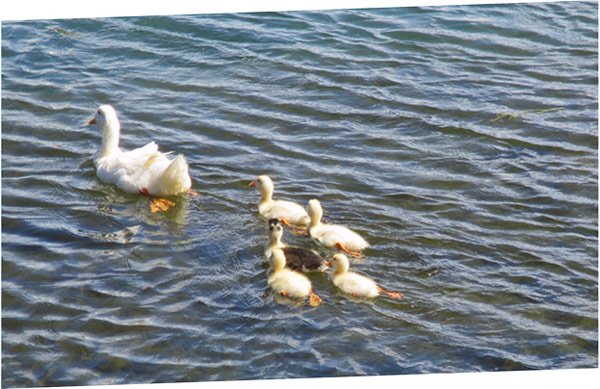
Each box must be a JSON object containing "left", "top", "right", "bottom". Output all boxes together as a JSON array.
[{"left": 265, "top": 218, "right": 326, "bottom": 272}]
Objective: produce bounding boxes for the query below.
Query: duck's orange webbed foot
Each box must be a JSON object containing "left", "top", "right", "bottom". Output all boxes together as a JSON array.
[
  {"left": 308, "top": 289, "right": 322, "bottom": 307},
  {"left": 291, "top": 226, "right": 309, "bottom": 236},
  {"left": 280, "top": 218, "right": 308, "bottom": 236},
  {"left": 150, "top": 198, "right": 176, "bottom": 213},
  {"left": 377, "top": 286, "right": 403, "bottom": 300},
  {"left": 335, "top": 242, "right": 363, "bottom": 258},
  {"left": 139, "top": 188, "right": 176, "bottom": 212}
]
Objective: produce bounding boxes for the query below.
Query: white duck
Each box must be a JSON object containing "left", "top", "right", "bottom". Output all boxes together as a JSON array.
[
  {"left": 327, "top": 254, "right": 403, "bottom": 299},
  {"left": 307, "top": 199, "right": 369, "bottom": 257},
  {"left": 249, "top": 175, "right": 309, "bottom": 233},
  {"left": 265, "top": 218, "right": 326, "bottom": 272},
  {"left": 88, "top": 105, "right": 193, "bottom": 212},
  {"left": 267, "top": 248, "right": 323, "bottom": 306}
]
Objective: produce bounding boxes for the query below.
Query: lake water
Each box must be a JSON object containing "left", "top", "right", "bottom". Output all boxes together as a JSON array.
[{"left": 1, "top": 1, "right": 598, "bottom": 386}]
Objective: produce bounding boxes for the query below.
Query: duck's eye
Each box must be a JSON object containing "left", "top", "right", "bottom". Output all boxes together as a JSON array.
[{"left": 97, "top": 110, "right": 102, "bottom": 115}]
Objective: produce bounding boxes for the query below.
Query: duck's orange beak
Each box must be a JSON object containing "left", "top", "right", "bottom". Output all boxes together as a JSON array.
[
  {"left": 325, "top": 260, "right": 333, "bottom": 267},
  {"left": 88, "top": 117, "right": 96, "bottom": 125},
  {"left": 248, "top": 181, "right": 257, "bottom": 187}
]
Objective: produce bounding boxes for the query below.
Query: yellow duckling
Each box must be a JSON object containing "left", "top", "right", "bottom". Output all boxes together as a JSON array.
[
  {"left": 307, "top": 199, "right": 369, "bottom": 257},
  {"left": 327, "top": 254, "right": 403, "bottom": 299},
  {"left": 268, "top": 248, "right": 322, "bottom": 306},
  {"left": 249, "top": 175, "right": 309, "bottom": 234}
]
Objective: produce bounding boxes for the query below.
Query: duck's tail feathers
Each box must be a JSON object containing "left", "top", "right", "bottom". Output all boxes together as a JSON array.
[{"left": 161, "top": 154, "right": 191, "bottom": 194}]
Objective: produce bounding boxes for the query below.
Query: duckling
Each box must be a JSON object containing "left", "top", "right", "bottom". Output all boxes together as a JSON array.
[
  {"left": 265, "top": 218, "right": 326, "bottom": 272},
  {"left": 268, "top": 249, "right": 323, "bottom": 306},
  {"left": 327, "top": 254, "right": 402, "bottom": 299},
  {"left": 249, "top": 175, "right": 309, "bottom": 234},
  {"left": 307, "top": 199, "right": 369, "bottom": 257}
]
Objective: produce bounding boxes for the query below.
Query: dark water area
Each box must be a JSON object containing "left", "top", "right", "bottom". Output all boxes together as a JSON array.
[{"left": 1, "top": 1, "right": 598, "bottom": 386}]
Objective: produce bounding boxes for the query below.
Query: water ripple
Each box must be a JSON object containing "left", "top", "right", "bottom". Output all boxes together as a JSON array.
[{"left": 2, "top": 2, "right": 597, "bottom": 387}]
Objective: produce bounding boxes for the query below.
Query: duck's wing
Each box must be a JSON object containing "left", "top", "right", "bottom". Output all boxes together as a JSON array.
[
  {"left": 118, "top": 141, "right": 175, "bottom": 178},
  {"left": 312, "top": 225, "right": 344, "bottom": 247},
  {"left": 283, "top": 246, "right": 324, "bottom": 271},
  {"left": 107, "top": 142, "right": 172, "bottom": 191},
  {"left": 118, "top": 142, "right": 160, "bottom": 170}
]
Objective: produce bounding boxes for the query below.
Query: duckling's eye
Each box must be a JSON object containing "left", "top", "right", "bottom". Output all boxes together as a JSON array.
[{"left": 97, "top": 110, "right": 102, "bottom": 115}]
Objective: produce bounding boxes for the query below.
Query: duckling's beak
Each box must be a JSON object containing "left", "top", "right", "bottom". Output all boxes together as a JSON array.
[
  {"left": 248, "top": 181, "right": 257, "bottom": 187},
  {"left": 325, "top": 260, "right": 333, "bottom": 267},
  {"left": 88, "top": 117, "right": 96, "bottom": 125}
]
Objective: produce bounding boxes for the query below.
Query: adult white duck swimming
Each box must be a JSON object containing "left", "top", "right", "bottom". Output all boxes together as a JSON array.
[
  {"left": 88, "top": 105, "right": 194, "bottom": 212},
  {"left": 249, "top": 175, "right": 309, "bottom": 233},
  {"left": 307, "top": 199, "right": 369, "bottom": 257},
  {"left": 265, "top": 218, "right": 326, "bottom": 272},
  {"left": 327, "top": 254, "right": 403, "bottom": 299},
  {"left": 267, "top": 248, "right": 323, "bottom": 306}
]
